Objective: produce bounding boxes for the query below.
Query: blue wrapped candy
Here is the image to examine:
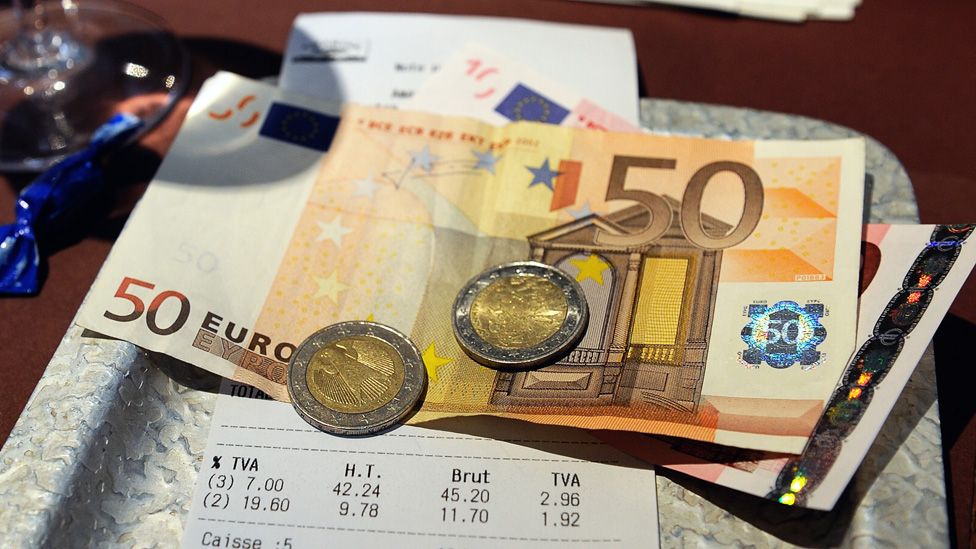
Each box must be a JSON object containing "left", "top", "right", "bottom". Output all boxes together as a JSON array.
[{"left": 0, "top": 113, "right": 143, "bottom": 295}]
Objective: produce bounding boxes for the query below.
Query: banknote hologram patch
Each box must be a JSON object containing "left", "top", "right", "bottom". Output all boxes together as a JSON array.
[{"left": 740, "top": 301, "right": 827, "bottom": 369}]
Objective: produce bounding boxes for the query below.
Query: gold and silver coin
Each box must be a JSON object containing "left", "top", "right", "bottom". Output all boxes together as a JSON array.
[
  {"left": 452, "top": 261, "right": 588, "bottom": 370},
  {"left": 287, "top": 321, "right": 426, "bottom": 436}
]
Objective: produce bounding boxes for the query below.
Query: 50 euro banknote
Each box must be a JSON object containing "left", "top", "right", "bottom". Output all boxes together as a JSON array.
[
  {"left": 406, "top": 41, "right": 640, "bottom": 131},
  {"left": 78, "top": 72, "right": 865, "bottom": 453}
]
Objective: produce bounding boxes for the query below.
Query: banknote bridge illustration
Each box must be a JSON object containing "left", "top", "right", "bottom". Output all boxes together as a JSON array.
[{"left": 491, "top": 197, "right": 726, "bottom": 414}]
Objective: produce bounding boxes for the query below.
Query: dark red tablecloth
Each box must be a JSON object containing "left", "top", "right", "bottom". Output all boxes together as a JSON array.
[{"left": 2, "top": 0, "right": 973, "bottom": 545}]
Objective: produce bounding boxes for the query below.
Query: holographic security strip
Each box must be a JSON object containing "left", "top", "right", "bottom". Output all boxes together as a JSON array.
[{"left": 769, "top": 224, "right": 976, "bottom": 506}]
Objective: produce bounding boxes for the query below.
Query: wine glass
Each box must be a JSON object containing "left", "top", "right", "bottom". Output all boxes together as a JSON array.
[{"left": 0, "top": 0, "right": 187, "bottom": 171}]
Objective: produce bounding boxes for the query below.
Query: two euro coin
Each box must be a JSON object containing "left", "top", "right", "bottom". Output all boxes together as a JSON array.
[
  {"left": 288, "top": 321, "right": 426, "bottom": 436},
  {"left": 452, "top": 261, "right": 589, "bottom": 370}
]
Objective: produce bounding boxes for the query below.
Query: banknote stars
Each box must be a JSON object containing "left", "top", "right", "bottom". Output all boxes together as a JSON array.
[
  {"left": 313, "top": 271, "right": 349, "bottom": 303},
  {"left": 421, "top": 342, "right": 453, "bottom": 383},
  {"left": 568, "top": 201, "right": 594, "bottom": 219},
  {"left": 471, "top": 149, "right": 501, "bottom": 174},
  {"left": 352, "top": 173, "right": 382, "bottom": 198},
  {"left": 526, "top": 158, "right": 561, "bottom": 191},
  {"left": 569, "top": 254, "right": 610, "bottom": 286},
  {"left": 315, "top": 216, "right": 353, "bottom": 246},
  {"left": 409, "top": 145, "right": 439, "bottom": 173}
]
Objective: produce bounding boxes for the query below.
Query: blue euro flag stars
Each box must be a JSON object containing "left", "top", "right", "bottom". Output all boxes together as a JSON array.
[
  {"left": 494, "top": 83, "right": 570, "bottom": 124},
  {"left": 259, "top": 102, "right": 338, "bottom": 152}
]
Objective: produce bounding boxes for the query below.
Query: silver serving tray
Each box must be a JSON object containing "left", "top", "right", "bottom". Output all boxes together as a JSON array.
[{"left": 0, "top": 99, "right": 945, "bottom": 547}]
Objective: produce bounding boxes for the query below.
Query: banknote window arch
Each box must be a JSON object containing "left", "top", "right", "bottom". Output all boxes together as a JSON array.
[
  {"left": 554, "top": 252, "right": 616, "bottom": 362},
  {"left": 491, "top": 199, "right": 726, "bottom": 414}
]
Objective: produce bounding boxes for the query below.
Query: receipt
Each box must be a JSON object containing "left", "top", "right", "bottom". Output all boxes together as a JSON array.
[
  {"left": 181, "top": 384, "right": 660, "bottom": 548},
  {"left": 279, "top": 12, "right": 639, "bottom": 124}
]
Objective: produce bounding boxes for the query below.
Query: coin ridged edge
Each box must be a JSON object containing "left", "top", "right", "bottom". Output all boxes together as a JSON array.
[
  {"left": 452, "top": 261, "right": 589, "bottom": 370},
  {"left": 287, "top": 321, "right": 426, "bottom": 436}
]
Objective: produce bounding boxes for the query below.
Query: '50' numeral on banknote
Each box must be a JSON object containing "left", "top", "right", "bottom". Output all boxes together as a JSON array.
[
  {"left": 103, "top": 276, "right": 190, "bottom": 336},
  {"left": 595, "top": 156, "right": 764, "bottom": 249}
]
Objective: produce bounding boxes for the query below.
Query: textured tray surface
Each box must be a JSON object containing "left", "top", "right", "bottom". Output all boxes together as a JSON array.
[{"left": 0, "top": 99, "right": 942, "bottom": 548}]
